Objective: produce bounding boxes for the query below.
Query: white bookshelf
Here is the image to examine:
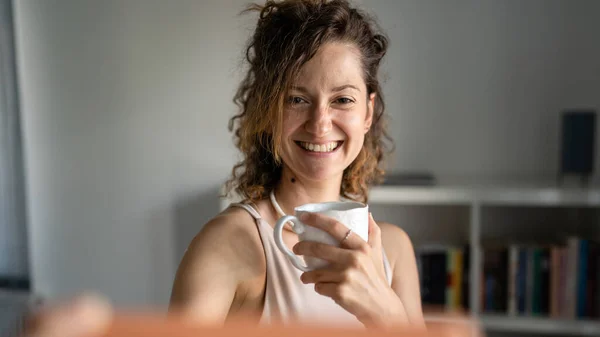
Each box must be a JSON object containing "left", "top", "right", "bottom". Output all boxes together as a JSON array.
[
  {"left": 367, "top": 181, "right": 600, "bottom": 337},
  {"left": 219, "top": 181, "right": 600, "bottom": 336},
  {"left": 368, "top": 184, "right": 600, "bottom": 207}
]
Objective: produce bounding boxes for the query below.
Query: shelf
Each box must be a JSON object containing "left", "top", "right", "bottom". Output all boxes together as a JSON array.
[
  {"left": 424, "top": 313, "right": 600, "bottom": 336},
  {"left": 368, "top": 186, "right": 473, "bottom": 205},
  {"left": 368, "top": 184, "right": 600, "bottom": 207},
  {"left": 480, "top": 314, "right": 600, "bottom": 336},
  {"left": 219, "top": 180, "right": 600, "bottom": 208},
  {"left": 479, "top": 186, "right": 600, "bottom": 206}
]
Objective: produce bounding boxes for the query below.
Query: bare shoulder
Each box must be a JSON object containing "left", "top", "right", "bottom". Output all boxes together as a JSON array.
[
  {"left": 378, "top": 221, "right": 416, "bottom": 268},
  {"left": 181, "top": 205, "right": 266, "bottom": 274},
  {"left": 378, "top": 221, "right": 410, "bottom": 241},
  {"left": 193, "top": 205, "right": 263, "bottom": 245},
  {"left": 170, "top": 204, "right": 266, "bottom": 310}
]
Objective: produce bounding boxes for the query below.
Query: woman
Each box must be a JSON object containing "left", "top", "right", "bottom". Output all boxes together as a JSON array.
[
  {"left": 167, "top": 0, "right": 424, "bottom": 330},
  {"left": 23, "top": 0, "right": 425, "bottom": 335}
]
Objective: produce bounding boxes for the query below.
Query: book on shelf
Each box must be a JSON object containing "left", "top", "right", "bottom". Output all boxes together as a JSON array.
[
  {"left": 480, "top": 236, "right": 600, "bottom": 320},
  {"left": 416, "top": 244, "right": 469, "bottom": 314},
  {"left": 482, "top": 245, "right": 509, "bottom": 314}
]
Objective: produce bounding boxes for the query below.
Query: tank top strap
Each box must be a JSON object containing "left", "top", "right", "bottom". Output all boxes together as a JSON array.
[
  {"left": 229, "top": 202, "right": 263, "bottom": 220},
  {"left": 382, "top": 250, "right": 393, "bottom": 286}
]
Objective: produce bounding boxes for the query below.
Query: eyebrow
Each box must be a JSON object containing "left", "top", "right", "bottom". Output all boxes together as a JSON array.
[{"left": 291, "top": 84, "right": 360, "bottom": 93}]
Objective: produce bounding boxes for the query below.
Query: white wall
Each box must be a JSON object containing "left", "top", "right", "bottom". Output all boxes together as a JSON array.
[
  {"left": 370, "top": 0, "right": 600, "bottom": 178},
  {"left": 12, "top": 0, "right": 600, "bottom": 307},
  {"left": 14, "top": 0, "right": 251, "bottom": 306}
]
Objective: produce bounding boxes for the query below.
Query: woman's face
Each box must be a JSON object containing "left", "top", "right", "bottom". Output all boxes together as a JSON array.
[{"left": 279, "top": 42, "right": 374, "bottom": 184}]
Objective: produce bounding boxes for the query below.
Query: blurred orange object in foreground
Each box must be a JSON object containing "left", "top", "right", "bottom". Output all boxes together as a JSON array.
[{"left": 100, "top": 313, "right": 481, "bottom": 337}]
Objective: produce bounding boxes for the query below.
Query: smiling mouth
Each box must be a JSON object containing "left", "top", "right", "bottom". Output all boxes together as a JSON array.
[{"left": 295, "top": 141, "right": 343, "bottom": 153}]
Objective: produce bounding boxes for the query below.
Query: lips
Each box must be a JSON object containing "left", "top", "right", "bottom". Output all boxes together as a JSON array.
[{"left": 295, "top": 141, "right": 342, "bottom": 153}]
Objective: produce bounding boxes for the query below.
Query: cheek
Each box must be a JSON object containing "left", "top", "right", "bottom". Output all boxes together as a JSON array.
[
  {"left": 282, "top": 113, "right": 303, "bottom": 136},
  {"left": 337, "top": 113, "right": 367, "bottom": 134}
]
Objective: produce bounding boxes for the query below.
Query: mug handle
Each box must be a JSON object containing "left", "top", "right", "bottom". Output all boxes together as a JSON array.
[{"left": 273, "top": 215, "right": 311, "bottom": 272}]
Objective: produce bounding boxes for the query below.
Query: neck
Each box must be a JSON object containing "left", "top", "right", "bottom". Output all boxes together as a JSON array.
[{"left": 272, "top": 166, "right": 343, "bottom": 216}]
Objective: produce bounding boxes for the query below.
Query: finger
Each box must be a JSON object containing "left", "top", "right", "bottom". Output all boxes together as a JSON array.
[
  {"left": 367, "top": 212, "right": 382, "bottom": 248},
  {"left": 293, "top": 241, "right": 351, "bottom": 264},
  {"left": 300, "top": 268, "right": 352, "bottom": 284},
  {"left": 299, "top": 212, "right": 365, "bottom": 250},
  {"left": 314, "top": 283, "right": 353, "bottom": 306},
  {"left": 25, "top": 293, "right": 113, "bottom": 337}
]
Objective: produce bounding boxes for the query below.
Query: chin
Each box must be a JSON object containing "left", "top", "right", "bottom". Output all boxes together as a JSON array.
[{"left": 298, "top": 168, "right": 344, "bottom": 183}]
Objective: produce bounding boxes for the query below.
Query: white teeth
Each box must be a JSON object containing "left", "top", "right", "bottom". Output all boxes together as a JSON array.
[{"left": 300, "top": 141, "right": 340, "bottom": 153}]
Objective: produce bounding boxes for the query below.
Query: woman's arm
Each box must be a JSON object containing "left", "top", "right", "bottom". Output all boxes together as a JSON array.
[
  {"left": 380, "top": 223, "right": 426, "bottom": 327},
  {"left": 168, "top": 209, "right": 265, "bottom": 324}
]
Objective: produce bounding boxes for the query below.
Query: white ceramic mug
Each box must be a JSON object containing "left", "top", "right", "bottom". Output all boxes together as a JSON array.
[{"left": 273, "top": 201, "right": 369, "bottom": 272}]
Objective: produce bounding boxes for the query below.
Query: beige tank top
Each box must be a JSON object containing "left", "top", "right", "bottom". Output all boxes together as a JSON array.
[{"left": 230, "top": 202, "right": 393, "bottom": 328}]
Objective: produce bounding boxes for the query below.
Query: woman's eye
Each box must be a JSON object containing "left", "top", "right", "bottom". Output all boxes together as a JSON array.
[
  {"left": 288, "top": 96, "right": 306, "bottom": 105},
  {"left": 336, "top": 97, "right": 354, "bottom": 104}
]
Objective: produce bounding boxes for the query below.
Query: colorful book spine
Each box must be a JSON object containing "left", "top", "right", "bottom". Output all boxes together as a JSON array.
[
  {"left": 525, "top": 247, "right": 535, "bottom": 315},
  {"left": 516, "top": 247, "right": 528, "bottom": 315},
  {"left": 558, "top": 247, "right": 568, "bottom": 318},
  {"left": 586, "top": 241, "right": 599, "bottom": 318},
  {"left": 454, "top": 249, "right": 464, "bottom": 310},
  {"left": 532, "top": 248, "right": 542, "bottom": 315},
  {"left": 445, "top": 248, "right": 465, "bottom": 311},
  {"left": 565, "top": 237, "right": 580, "bottom": 318},
  {"left": 550, "top": 246, "right": 561, "bottom": 317},
  {"left": 507, "top": 244, "right": 519, "bottom": 315},
  {"left": 539, "top": 248, "right": 550, "bottom": 315},
  {"left": 446, "top": 248, "right": 456, "bottom": 310}
]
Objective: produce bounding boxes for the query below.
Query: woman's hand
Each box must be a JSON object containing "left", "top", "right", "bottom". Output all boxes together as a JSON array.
[
  {"left": 292, "top": 212, "right": 409, "bottom": 329},
  {"left": 23, "top": 293, "right": 113, "bottom": 337}
]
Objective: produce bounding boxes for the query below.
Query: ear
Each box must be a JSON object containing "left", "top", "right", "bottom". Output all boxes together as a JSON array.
[{"left": 364, "top": 92, "right": 376, "bottom": 133}]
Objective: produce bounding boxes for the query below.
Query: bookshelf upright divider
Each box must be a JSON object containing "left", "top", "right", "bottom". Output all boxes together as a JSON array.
[{"left": 470, "top": 201, "right": 481, "bottom": 317}]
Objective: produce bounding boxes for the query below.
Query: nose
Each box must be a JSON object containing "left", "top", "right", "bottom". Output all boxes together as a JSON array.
[{"left": 304, "top": 104, "right": 332, "bottom": 137}]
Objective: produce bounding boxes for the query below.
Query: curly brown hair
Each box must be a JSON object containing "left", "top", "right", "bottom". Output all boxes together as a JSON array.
[{"left": 225, "top": 0, "right": 393, "bottom": 204}]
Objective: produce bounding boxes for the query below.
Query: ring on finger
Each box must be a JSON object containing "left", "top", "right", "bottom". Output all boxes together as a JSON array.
[{"left": 340, "top": 228, "right": 353, "bottom": 245}]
